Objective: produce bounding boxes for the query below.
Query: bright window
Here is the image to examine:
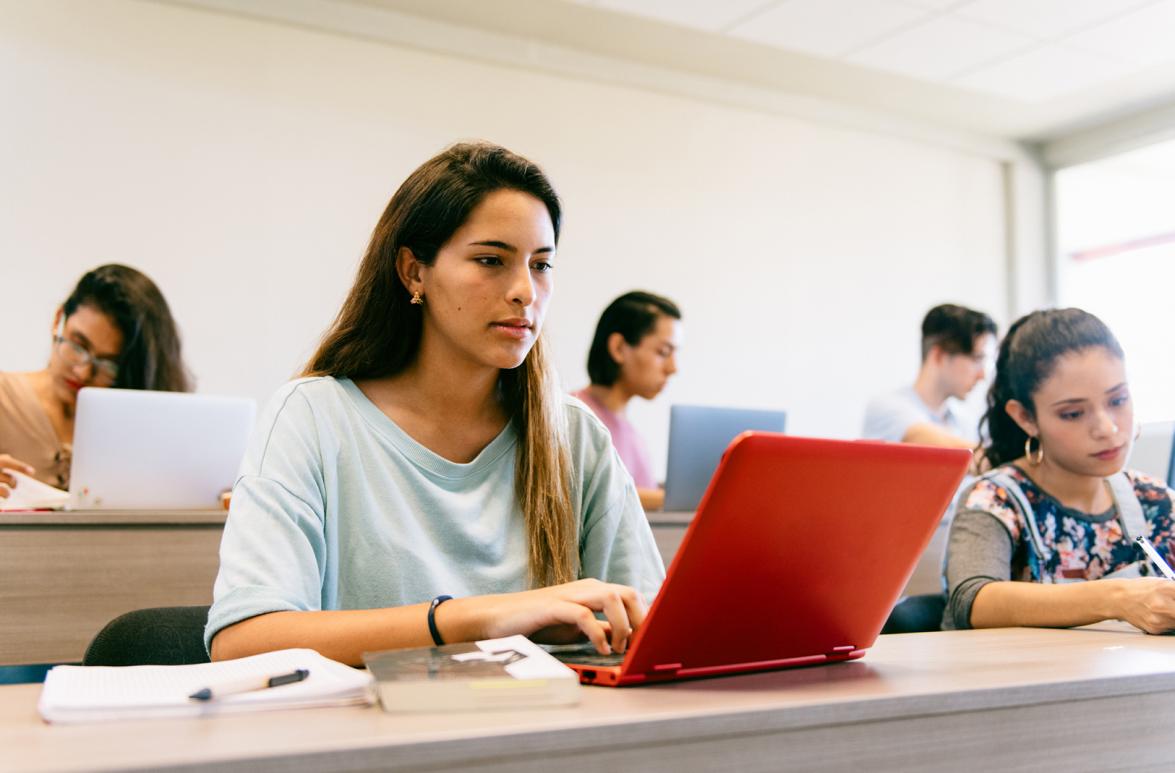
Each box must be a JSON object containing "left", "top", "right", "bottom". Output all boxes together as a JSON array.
[{"left": 1054, "top": 139, "right": 1175, "bottom": 423}]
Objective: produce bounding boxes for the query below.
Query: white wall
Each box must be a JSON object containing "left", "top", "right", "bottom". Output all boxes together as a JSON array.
[{"left": 1, "top": 0, "right": 1015, "bottom": 478}]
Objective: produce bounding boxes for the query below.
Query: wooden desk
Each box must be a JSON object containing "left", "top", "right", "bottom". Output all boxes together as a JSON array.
[
  {"left": 4, "top": 626, "right": 1175, "bottom": 771},
  {"left": 0, "top": 510, "right": 225, "bottom": 665}
]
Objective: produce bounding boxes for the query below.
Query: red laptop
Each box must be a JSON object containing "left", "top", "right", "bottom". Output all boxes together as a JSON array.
[{"left": 556, "top": 433, "right": 970, "bottom": 686}]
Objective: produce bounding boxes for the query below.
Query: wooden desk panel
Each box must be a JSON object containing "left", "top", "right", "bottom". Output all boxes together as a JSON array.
[
  {"left": 3, "top": 627, "right": 1174, "bottom": 771},
  {"left": 0, "top": 511, "right": 225, "bottom": 665}
]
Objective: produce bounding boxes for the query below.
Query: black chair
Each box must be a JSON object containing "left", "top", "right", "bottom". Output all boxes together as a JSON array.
[
  {"left": 83, "top": 606, "right": 211, "bottom": 666},
  {"left": 880, "top": 594, "right": 945, "bottom": 634}
]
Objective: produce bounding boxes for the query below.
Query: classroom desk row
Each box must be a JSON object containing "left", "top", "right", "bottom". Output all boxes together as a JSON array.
[
  {"left": 0, "top": 509, "right": 948, "bottom": 666},
  {"left": 0, "top": 510, "right": 225, "bottom": 666},
  {"left": 3, "top": 625, "right": 1174, "bottom": 771}
]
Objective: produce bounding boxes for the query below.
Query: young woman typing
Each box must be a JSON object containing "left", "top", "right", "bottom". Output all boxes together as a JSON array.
[
  {"left": 943, "top": 308, "right": 1175, "bottom": 633},
  {"left": 0, "top": 265, "right": 190, "bottom": 497},
  {"left": 574, "top": 291, "right": 682, "bottom": 511},
  {"left": 206, "top": 143, "right": 665, "bottom": 665}
]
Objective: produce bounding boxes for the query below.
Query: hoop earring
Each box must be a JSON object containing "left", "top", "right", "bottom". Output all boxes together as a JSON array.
[
  {"left": 1024, "top": 435, "right": 1044, "bottom": 466},
  {"left": 410, "top": 291, "right": 424, "bottom": 306}
]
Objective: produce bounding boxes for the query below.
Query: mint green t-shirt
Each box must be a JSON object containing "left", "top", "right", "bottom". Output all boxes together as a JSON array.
[{"left": 205, "top": 377, "right": 665, "bottom": 651}]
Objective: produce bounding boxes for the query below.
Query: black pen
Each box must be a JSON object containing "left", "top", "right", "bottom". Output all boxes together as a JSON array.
[{"left": 188, "top": 668, "right": 310, "bottom": 701}]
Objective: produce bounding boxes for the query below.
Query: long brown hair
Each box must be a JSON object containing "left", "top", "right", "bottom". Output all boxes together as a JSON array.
[
  {"left": 63, "top": 264, "right": 192, "bottom": 392},
  {"left": 304, "top": 142, "right": 576, "bottom": 587}
]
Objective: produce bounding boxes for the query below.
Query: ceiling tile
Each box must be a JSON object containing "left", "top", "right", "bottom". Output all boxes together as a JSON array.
[
  {"left": 954, "top": 44, "right": 1139, "bottom": 101},
  {"left": 846, "top": 15, "right": 1035, "bottom": 81},
  {"left": 1064, "top": 0, "right": 1175, "bottom": 65},
  {"left": 592, "top": 0, "right": 775, "bottom": 32},
  {"left": 726, "top": 0, "right": 930, "bottom": 58},
  {"left": 957, "top": 0, "right": 1154, "bottom": 39}
]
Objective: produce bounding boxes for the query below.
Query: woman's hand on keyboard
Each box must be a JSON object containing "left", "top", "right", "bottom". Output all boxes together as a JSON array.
[{"left": 439, "top": 579, "right": 647, "bottom": 655}]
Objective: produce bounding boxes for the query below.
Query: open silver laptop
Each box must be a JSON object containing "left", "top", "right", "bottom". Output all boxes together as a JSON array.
[
  {"left": 68, "top": 387, "right": 256, "bottom": 510},
  {"left": 662, "top": 404, "right": 787, "bottom": 512}
]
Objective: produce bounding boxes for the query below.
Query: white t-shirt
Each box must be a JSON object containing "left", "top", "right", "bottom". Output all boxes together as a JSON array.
[{"left": 862, "top": 386, "right": 978, "bottom": 444}]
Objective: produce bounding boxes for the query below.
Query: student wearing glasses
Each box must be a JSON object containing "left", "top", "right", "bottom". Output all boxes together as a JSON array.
[
  {"left": 206, "top": 143, "right": 664, "bottom": 665},
  {"left": 574, "top": 291, "right": 682, "bottom": 511},
  {"left": 0, "top": 265, "right": 190, "bottom": 497},
  {"left": 863, "top": 303, "right": 997, "bottom": 454}
]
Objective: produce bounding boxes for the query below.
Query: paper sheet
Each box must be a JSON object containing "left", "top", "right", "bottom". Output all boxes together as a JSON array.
[
  {"left": 0, "top": 470, "right": 68, "bottom": 511},
  {"left": 38, "top": 648, "right": 374, "bottom": 723}
]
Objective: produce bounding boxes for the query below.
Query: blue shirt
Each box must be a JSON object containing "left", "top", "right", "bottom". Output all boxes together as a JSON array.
[{"left": 206, "top": 378, "right": 665, "bottom": 651}]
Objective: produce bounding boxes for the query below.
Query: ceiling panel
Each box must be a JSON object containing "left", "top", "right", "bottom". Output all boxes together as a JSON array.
[
  {"left": 583, "top": 0, "right": 775, "bottom": 32},
  {"left": 846, "top": 15, "right": 1034, "bottom": 81},
  {"left": 727, "top": 0, "right": 929, "bottom": 58},
  {"left": 956, "top": 0, "right": 1155, "bottom": 39},
  {"left": 322, "top": 0, "right": 1175, "bottom": 138},
  {"left": 954, "top": 44, "right": 1138, "bottom": 101},
  {"left": 1064, "top": 0, "right": 1175, "bottom": 66}
]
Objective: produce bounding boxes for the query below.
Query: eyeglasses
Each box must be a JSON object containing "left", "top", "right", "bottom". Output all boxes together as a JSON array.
[{"left": 53, "top": 335, "right": 119, "bottom": 382}]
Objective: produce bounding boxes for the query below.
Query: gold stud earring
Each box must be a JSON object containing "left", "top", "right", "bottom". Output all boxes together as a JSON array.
[
  {"left": 410, "top": 291, "right": 424, "bottom": 306},
  {"left": 1024, "top": 435, "right": 1044, "bottom": 466}
]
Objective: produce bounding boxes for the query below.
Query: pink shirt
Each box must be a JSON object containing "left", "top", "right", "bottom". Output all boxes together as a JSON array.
[{"left": 572, "top": 388, "right": 656, "bottom": 489}]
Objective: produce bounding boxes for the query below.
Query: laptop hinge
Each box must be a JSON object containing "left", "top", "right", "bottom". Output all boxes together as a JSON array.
[{"left": 651, "top": 662, "right": 683, "bottom": 672}]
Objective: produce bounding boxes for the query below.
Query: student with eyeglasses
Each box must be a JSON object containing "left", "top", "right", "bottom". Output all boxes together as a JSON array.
[{"left": 0, "top": 264, "right": 191, "bottom": 496}]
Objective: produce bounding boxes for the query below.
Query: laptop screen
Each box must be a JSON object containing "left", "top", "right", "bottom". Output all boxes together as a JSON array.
[{"left": 662, "top": 404, "right": 786, "bottom": 512}]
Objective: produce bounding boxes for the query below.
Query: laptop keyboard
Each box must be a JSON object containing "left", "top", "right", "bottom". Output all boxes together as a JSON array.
[{"left": 548, "top": 648, "right": 627, "bottom": 667}]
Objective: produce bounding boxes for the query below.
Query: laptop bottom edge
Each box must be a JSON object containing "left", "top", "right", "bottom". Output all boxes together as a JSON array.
[{"left": 569, "top": 649, "right": 867, "bottom": 687}]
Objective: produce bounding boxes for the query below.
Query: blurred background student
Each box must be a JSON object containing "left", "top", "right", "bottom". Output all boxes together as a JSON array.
[
  {"left": 0, "top": 264, "right": 190, "bottom": 495},
  {"left": 574, "top": 291, "right": 681, "bottom": 511},
  {"left": 863, "top": 303, "right": 997, "bottom": 451}
]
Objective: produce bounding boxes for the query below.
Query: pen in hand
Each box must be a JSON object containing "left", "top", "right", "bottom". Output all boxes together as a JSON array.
[
  {"left": 188, "top": 668, "right": 310, "bottom": 702},
  {"left": 1136, "top": 536, "right": 1175, "bottom": 581}
]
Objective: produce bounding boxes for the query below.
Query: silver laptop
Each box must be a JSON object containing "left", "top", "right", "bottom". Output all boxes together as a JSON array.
[
  {"left": 662, "top": 404, "right": 787, "bottom": 512},
  {"left": 68, "top": 388, "right": 256, "bottom": 510}
]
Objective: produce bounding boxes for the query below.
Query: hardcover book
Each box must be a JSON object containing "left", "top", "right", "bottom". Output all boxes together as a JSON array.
[{"left": 363, "top": 635, "right": 580, "bottom": 713}]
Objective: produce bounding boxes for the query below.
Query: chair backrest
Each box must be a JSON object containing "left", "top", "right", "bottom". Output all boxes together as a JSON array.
[
  {"left": 1130, "top": 420, "right": 1175, "bottom": 486},
  {"left": 881, "top": 594, "right": 946, "bottom": 634},
  {"left": 83, "top": 606, "right": 211, "bottom": 666}
]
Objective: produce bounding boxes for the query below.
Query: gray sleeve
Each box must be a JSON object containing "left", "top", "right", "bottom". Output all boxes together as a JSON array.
[{"left": 941, "top": 508, "right": 1015, "bottom": 630}]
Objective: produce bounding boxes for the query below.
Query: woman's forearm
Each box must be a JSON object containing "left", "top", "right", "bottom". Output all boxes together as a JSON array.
[
  {"left": 210, "top": 579, "right": 644, "bottom": 665},
  {"left": 210, "top": 598, "right": 490, "bottom": 665},
  {"left": 638, "top": 487, "right": 664, "bottom": 511},
  {"left": 969, "top": 580, "right": 1123, "bottom": 629}
]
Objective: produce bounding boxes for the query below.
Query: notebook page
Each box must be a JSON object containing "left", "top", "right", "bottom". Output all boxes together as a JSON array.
[{"left": 39, "top": 648, "right": 373, "bottom": 723}]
